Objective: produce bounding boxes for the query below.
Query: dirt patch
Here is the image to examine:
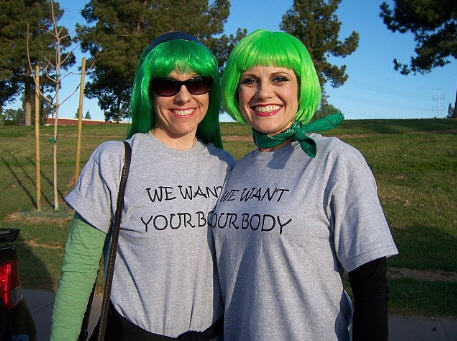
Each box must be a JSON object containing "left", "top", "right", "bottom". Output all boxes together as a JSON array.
[
  {"left": 222, "top": 133, "right": 375, "bottom": 141},
  {"left": 221, "top": 134, "right": 374, "bottom": 141},
  {"left": 5, "top": 212, "right": 71, "bottom": 228},
  {"left": 221, "top": 129, "right": 456, "bottom": 142},
  {"left": 388, "top": 267, "right": 457, "bottom": 282},
  {"left": 222, "top": 135, "right": 252, "bottom": 141},
  {"left": 335, "top": 134, "right": 371, "bottom": 139},
  {"left": 21, "top": 240, "right": 64, "bottom": 250},
  {"left": 431, "top": 129, "right": 457, "bottom": 134}
]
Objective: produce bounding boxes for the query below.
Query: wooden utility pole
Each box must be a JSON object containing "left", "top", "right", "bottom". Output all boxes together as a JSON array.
[
  {"left": 35, "top": 65, "right": 41, "bottom": 211},
  {"left": 75, "top": 57, "right": 86, "bottom": 181}
]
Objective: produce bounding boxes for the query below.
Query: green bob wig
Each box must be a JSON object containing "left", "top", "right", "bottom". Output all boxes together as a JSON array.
[
  {"left": 222, "top": 30, "right": 321, "bottom": 125},
  {"left": 128, "top": 32, "right": 222, "bottom": 148}
]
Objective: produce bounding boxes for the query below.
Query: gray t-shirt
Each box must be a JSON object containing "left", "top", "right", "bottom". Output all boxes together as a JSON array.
[
  {"left": 65, "top": 133, "right": 235, "bottom": 337},
  {"left": 211, "top": 134, "right": 398, "bottom": 341}
]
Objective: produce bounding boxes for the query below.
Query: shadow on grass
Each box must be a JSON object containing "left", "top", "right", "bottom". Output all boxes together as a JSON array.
[
  {"left": 338, "top": 118, "right": 457, "bottom": 135},
  {"left": 16, "top": 240, "right": 55, "bottom": 291},
  {"left": 0, "top": 148, "right": 67, "bottom": 209},
  {"left": 24, "top": 156, "right": 63, "bottom": 204},
  {"left": 2, "top": 227, "right": 54, "bottom": 291},
  {"left": 389, "top": 277, "right": 457, "bottom": 317},
  {"left": 389, "top": 224, "right": 457, "bottom": 272},
  {"left": 1, "top": 155, "right": 37, "bottom": 208}
]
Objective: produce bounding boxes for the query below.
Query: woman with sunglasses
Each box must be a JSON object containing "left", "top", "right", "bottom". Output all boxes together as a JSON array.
[
  {"left": 211, "top": 30, "right": 398, "bottom": 340},
  {"left": 51, "top": 32, "right": 234, "bottom": 341}
]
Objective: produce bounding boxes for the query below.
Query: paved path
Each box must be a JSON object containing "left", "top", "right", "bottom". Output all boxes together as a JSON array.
[{"left": 24, "top": 289, "right": 457, "bottom": 340}]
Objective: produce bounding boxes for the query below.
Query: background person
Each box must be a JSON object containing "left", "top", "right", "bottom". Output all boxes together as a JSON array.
[
  {"left": 51, "top": 32, "right": 234, "bottom": 341},
  {"left": 212, "top": 29, "right": 398, "bottom": 341}
]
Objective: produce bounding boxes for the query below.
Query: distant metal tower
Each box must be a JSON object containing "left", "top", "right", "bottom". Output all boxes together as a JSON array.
[{"left": 433, "top": 88, "right": 445, "bottom": 118}]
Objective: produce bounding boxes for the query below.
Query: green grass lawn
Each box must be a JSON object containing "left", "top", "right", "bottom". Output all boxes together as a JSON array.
[{"left": 1, "top": 118, "right": 456, "bottom": 317}]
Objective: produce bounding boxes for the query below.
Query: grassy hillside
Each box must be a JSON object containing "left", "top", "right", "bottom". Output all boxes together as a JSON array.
[{"left": 1, "top": 118, "right": 456, "bottom": 317}]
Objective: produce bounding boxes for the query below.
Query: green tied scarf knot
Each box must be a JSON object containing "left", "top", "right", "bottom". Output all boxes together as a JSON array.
[{"left": 252, "top": 113, "right": 344, "bottom": 158}]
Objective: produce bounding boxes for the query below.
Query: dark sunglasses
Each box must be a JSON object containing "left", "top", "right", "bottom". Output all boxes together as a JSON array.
[{"left": 150, "top": 76, "right": 213, "bottom": 97}]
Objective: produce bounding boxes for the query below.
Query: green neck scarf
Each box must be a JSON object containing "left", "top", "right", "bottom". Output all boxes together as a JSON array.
[{"left": 252, "top": 113, "right": 344, "bottom": 157}]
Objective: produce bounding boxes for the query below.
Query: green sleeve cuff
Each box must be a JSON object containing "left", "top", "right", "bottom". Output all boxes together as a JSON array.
[{"left": 50, "top": 213, "right": 106, "bottom": 341}]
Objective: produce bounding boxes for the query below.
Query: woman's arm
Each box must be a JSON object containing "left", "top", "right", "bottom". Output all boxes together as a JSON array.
[
  {"left": 348, "top": 257, "right": 389, "bottom": 341},
  {"left": 51, "top": 213, "right": 106, "bottom": 341}
]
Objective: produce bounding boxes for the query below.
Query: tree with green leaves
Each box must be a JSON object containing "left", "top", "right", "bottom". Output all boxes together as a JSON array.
[
  {"left": 77, "top": 0, "right": 245, "bottom": 122},
  {"left": 39, "top": 94, "right": 53, "bottom": 124},
  {"left": 380, "top": 0, "right": 457, "bottom": 118},
  {"left": 0, "top": 108, "right": 25, "bottom": 126},
  {"left": 449, "top": 103, "right": 455, "bottom": 119},
  {"left": 0, "top": 0, "right": 74, "bottom": 125},
  {"left": 316, "top": 92, "right": 343, "bottom": 118},
  {"left": 76, "top": 109, "right": 92, "bottom": 120},
  {"left": 280, "top": 0, "right": 359, "bottom": 91}
]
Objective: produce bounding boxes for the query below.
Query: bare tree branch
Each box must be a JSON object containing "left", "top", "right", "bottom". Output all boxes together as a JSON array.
[
  {"left": 59, "top": 85, "right": 81, "bottom": 107},
  {"left": 26, "top": 23, "right": 53, "bottom": 105},
  {"left": 61, "top": 45, "right": 78, "bottom": 65},
  {"left": 26, "top": 0, "right": 80, "bottom": 210}
]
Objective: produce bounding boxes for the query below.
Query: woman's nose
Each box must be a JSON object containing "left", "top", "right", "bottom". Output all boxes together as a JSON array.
[
  {"left": 256, "top": 81, "right": 273, "bottom": 99},
  {"left": 174, "top": 84, "right": 192, "bottom": 103}
]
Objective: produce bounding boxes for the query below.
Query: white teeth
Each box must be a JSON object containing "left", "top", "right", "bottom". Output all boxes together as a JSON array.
[
  {"left": 254, "top": 105, "right": 281, "bottom": 112},
  {"left": 173, "top": 109, "right": 194, "bottom": 116}
]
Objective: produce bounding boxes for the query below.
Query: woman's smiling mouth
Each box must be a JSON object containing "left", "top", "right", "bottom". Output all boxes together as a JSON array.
[
  {"left": 251, "top": 104, "right": 282, "bottom": 117},
  {"left": 171, "top": 108, "right": 195, "bottom": 117}
]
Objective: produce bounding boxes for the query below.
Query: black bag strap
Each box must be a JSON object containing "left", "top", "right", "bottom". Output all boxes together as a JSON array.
[
  {"left": 78, "top": 283, "right": 96, "bottom": 340},
  {"left": 97, "top": 141, "right": 132, "bottom": 340},
  {"left": 78, "top": 141, "right": 132, "bottom": 341}
]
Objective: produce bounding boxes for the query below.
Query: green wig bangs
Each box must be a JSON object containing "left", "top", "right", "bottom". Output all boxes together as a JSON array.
[
  {"left": 128, "top": 37, "right": 222, "bottom": 148},
  {"left": 222, "top": 29, "right": 321, "bottom": 125}
]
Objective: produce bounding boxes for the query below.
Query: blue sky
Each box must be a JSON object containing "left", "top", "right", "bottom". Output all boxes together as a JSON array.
[{"left": 25, "top": 0, "right": 457, "bottom": 121}]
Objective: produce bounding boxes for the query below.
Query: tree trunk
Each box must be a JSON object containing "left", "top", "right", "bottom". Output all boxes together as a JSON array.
[
  {"left": 53, "top": 96, "right": 59, "bottom": 210},
  {"left": 34, "top": 65, "right": 41, "bottom": 211},
  {"left": 75, "top": 57, "right": 86, "bottom": 182},
  {"left": 24, "top": 69, "right": 32, "bottom": 126},
  {"left": 50, "top": 0, "right": 60, "bottom": 210},
  {"left": 116, "top": 98, "right": 121, "bottom": 123},
  {"left": 453, "top": 83, "right": 457, "bottom": 119},
  {"left": 40, "top": 83, "right": 47, "bottom": 124}
]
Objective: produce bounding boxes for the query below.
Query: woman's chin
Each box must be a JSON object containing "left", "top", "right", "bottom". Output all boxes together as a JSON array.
[{"left": 252, "top": 122, "right": 291, "bottom": 136}]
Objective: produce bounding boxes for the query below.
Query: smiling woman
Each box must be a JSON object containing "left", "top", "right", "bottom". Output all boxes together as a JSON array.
[
  {"left": 50, "top": 32, "right": 235, "bottom": 341},
  {"left": 238, "top": 65, "right": 299, "bottom": 136},
  {"left": 128, "top": 34, "right": 223, "bottom": 149},
  {"left": 214, "top": 30, "right": 398, "bottom": 341},
  {"left": 222, "top": 29, "right": 321, "bottom": 126},
  {"left": 152, "top": 70, "right": 210, "bottom": 149}
]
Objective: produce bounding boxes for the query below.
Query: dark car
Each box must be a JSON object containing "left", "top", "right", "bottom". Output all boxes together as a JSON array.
[{"left": 0, "top": 229, "right": 36, "bottom": 341}]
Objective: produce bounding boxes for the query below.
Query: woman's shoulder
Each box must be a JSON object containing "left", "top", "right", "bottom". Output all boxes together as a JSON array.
[
  {"left": 204, "top": 143, "right": 237, "bottom": 167},
  {"left": 310, "top": 134, "right": 376, "bottom": 186},
  {"left": 90, "top": 140, "right": 126, "bottom": 165},
  {"left": 312, "top": 134, "right": 367, "bottom": 165}
]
